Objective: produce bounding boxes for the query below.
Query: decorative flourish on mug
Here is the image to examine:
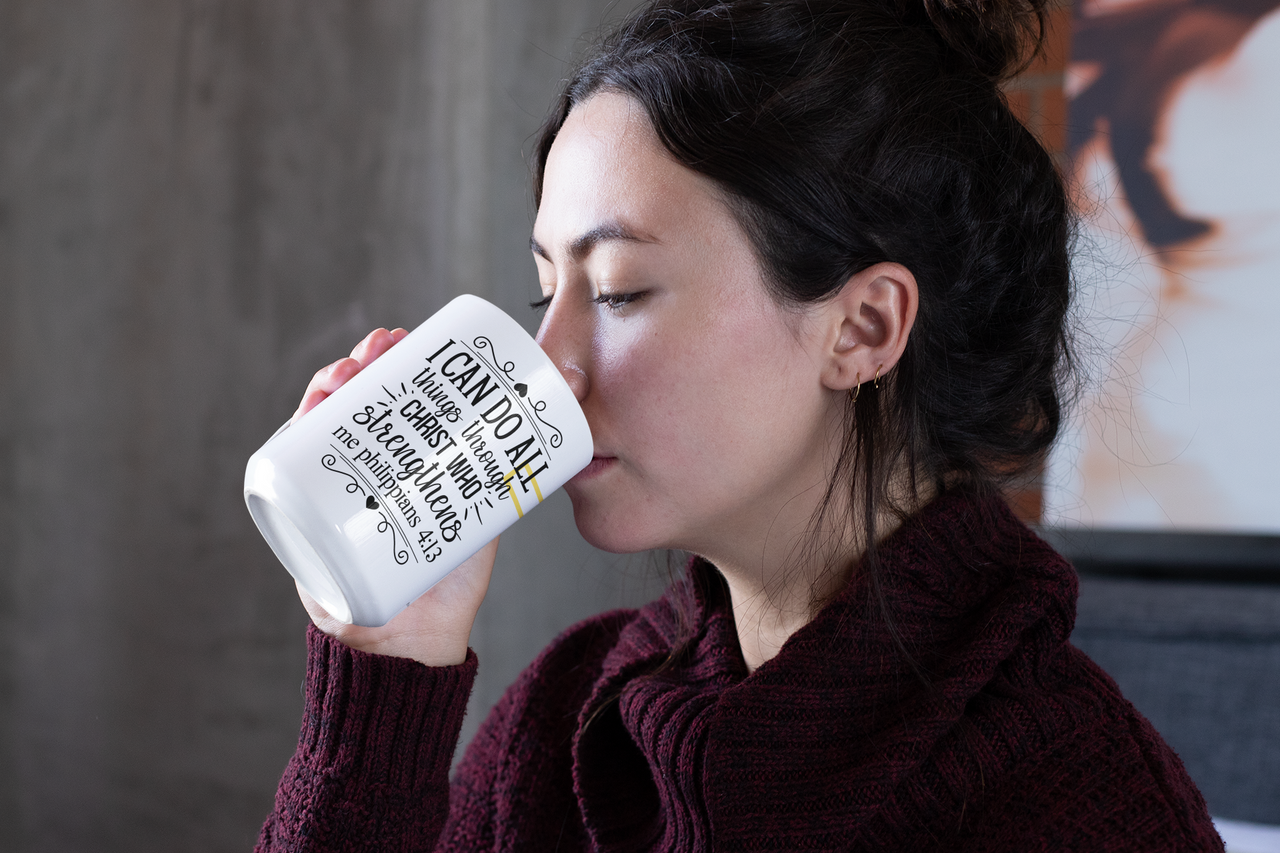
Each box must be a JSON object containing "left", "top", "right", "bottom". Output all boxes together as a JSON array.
[
  {"left": 471, "top": 336, "right": 517, "bottom": 378},
  {"left": 463, "top": 495, "right": 496, "bottom": 524},
  {"left": 376, "top": 514, "right": 411, "bottom": 565},
  {"left": 323, "top": 446, "right": 417, "bottom": 566},
  {"left": 531, "top": 400, "right": 564, "bottom": 448},
  {"left": 379, "top": 381, "right": 409, "bottom": 403},
  {"left": 322, "top": 453, "right": 367, "bottom": 496}
]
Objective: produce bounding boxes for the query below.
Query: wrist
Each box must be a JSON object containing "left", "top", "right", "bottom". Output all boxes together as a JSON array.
[
  {"left": 329, "top": 621, "right": 473, "bottom": 668},
  {"left": 408, "top": 640, "right": 470, "bottom": 668}
]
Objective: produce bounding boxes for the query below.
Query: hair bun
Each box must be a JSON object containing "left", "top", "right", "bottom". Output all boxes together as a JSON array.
[{"left": 919, "top": 0, "right": 1048, "bottom": 80}]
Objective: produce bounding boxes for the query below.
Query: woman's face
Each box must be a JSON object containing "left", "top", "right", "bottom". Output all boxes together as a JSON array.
[{"left": 532, "top": 93, "right": 843, "bottom": 562}]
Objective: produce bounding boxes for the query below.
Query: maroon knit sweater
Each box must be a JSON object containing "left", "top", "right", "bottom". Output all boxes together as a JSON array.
[{"left": 257, "top": 491, "right": 1224, "bottom": 852}]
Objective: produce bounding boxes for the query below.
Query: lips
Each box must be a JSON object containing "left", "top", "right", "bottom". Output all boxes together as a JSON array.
[{"left": 573, "top": 455, "right": 616, "bottom": 481}]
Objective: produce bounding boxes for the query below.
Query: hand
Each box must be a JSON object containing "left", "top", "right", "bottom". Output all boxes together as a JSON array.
[
  {"left": 291, "top": 327, "right": 500, "bottom": 666},
  {"left": 297, "top": 537, "right": 498, "bottom": 667},
  {"left": 292, "top": 327, "right": 409, "bottom": 423}
]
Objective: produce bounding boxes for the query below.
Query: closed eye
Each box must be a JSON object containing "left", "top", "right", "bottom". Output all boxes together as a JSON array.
[
  {"left": 530, "top": 293, "right": 552, "bottom": 313},
  {"left": 593, "top": 291, "right": 645, "bottom": 312}
]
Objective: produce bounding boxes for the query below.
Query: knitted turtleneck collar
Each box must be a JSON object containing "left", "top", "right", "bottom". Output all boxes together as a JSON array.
[{"left": 571, "top": 490, "right": 1079, "bottom": 852}]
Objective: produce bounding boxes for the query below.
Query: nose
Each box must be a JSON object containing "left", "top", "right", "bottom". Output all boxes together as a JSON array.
[{"left": 535, "top": 296, "right": 590, "bottom": 403}]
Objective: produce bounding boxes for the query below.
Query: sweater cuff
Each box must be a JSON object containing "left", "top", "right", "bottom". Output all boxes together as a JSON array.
[{"left": 297, "top": 623, "right": 478, "bottom": 793}]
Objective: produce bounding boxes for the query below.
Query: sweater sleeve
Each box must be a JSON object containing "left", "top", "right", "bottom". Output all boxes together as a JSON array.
[{"left": 255, "top": 624, "right": 477, "bottom": 853}]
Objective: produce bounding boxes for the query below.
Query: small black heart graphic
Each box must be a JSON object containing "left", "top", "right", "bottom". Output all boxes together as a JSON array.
[
  {"left": 366, "top": 496, "right": 379, "bottom": 510},
  {"left": 514, "top": 382, "right": 528, "bottom": 397}
]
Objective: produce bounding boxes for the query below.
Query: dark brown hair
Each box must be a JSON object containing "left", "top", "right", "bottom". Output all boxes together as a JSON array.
[{"left": 534, "top": 0, "right": 1074, "bottom": 608}]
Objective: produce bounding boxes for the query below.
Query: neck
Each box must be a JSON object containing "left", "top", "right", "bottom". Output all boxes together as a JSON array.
[
  {"left": 704, "top": 481, "right": 932, "bottom": 673},
  {"left": 699, "top": 506, "right": 854, "bottom": 671},
  {"left": 718, "top": 563, "right": 843, "bottom": 673}
]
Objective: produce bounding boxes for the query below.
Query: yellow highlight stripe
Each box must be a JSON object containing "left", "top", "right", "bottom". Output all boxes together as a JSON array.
[
  {"left": 524, "top": 464, "right": 544, "bottom": 502},
  {"left": 503, "top": 472, "right": 524, "bottom": 518},
  {"left": 502, "top": 466, "right": 544, "bottom": 518}
]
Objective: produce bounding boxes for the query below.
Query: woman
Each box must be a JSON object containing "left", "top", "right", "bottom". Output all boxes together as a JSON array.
[{"left": 259, "top": 1, "right": 1223, "bottom": 850}]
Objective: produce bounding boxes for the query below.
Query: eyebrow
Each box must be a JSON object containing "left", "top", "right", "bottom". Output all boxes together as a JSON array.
[{"left": 529, "top": 221, "right": 654, "bottom": 264}]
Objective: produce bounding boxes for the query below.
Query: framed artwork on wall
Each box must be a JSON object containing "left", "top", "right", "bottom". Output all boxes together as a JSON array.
[{"left": 1045, "top": 0, "right": 1280, "bottom": 537}]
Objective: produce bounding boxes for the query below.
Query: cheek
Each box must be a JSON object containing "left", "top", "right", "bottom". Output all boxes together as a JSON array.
[
  {"left": 595, "top": 311, "right": 798, "bottom": 459},
  {"left": 593, "top": 325, "right": 688, "bottom": 438}
]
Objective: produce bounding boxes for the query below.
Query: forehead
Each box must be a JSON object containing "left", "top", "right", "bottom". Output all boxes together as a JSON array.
[{"left": 534, "top": 92, "right": 731, "bottom": 250}]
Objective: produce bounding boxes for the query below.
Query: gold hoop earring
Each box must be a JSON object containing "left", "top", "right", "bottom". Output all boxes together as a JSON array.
[
  {"left": 850, "top": 373, "right": 861, "bottom": 403},
  {"left": 873, "top": 365, "right": 882, "bottom": 390}
]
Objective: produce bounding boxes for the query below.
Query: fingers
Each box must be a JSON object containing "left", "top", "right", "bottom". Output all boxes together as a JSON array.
[
  {"left": 296, "top": 581, "right": 341, "bottom": 632},
  {"left": 350, "top": 327, "right": 408, "bottom": 368},
  {"left": 292, "top": 358, "right": 360, "bottom": 422},
  {"left": 291, "top": 327, "right": 408, "bottom": 422},
  {"left": 296, "top": 535, "right": 501, "bottom": 664},
  {"left": 454, "top": 537, "right": 501, "bottom": 595}
]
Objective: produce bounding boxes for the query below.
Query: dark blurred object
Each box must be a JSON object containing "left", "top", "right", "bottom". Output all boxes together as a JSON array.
[
  {"left": 1048, "top": 528, "right": 1280, "bottom": 823},
  {"left": 1047, "top": 528, "right": 1280, "bottom": 583}
]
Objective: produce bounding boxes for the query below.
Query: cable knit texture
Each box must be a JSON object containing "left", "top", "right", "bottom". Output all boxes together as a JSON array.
[{"left": 257, "top": 491, "right": 1224, "bottom": 852}]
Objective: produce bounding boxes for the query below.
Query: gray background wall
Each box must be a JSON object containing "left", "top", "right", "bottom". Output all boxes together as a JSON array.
[{"left": 0, "top": 2, "right": 658, "bottom": 851}]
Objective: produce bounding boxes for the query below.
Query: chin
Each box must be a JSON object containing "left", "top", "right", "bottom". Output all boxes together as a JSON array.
[{"left": 566, "top": 491, "right": 663, "bottom": 555}]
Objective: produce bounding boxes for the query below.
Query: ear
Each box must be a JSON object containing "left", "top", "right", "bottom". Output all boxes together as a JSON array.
[{"left": 818, "top": 262, "right": 918, "bottom": 392}]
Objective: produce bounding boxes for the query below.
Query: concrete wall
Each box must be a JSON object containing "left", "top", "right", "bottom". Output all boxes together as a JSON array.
[{"left": 0, "top": 2, "right": 658, "bottom": 850}]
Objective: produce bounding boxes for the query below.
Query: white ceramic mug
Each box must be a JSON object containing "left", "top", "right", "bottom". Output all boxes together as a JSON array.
[{"left": 244, "top": 295, "right": 592, "bottom": 626}]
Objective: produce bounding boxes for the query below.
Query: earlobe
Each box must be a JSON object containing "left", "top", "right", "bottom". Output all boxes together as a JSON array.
[{"left": 820, "top": 262, "right": 918, "bottom": 392}]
